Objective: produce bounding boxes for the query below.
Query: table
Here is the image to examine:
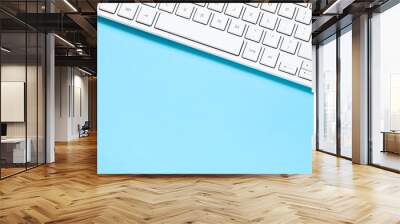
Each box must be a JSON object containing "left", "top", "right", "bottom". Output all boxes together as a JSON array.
[
  {"left": 1, "top": 138, "right": 32, "bottom": 163},
  {"left": 381, "top": 131, "right": 400, "bottom": 154}
]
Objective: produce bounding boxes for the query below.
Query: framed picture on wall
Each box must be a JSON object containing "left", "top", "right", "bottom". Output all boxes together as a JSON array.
[{"left": 1, "top": 81, "right": 25, "bottom": 122}]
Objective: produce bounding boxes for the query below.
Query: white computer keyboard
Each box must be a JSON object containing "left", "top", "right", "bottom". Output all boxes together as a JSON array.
[{"left": 98, "top": 3, "right": 312, "bottom": 88}]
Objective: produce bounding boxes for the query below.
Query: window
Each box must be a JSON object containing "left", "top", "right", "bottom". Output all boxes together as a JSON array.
[
  {"left": 370, "top": 3, "right": 400, "bottom": 171},
  {"left": 317, "top": 35, "right": 337, "bottom": 154},
  {"left": 339, "top": 27, "right": 352, "bottom": 158}
]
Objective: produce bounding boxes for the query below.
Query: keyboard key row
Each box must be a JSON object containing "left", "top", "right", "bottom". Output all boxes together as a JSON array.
[
  {"left": 102, "top": 3, "right": 312, "bottom": 25},
  {"left": 110, "top": 5, "right": 311, "bottom": 61},
  {"left": 155, "top": 12, "right": 244, "bottom": 56},
  {"left": 106, "top": 4, "right": 311, "bottom": 42},
  {"left": 240, "top": 43, "right": 312, "bottom": 79}
]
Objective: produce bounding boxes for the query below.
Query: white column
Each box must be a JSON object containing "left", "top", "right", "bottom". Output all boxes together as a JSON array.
[
  {"left": 46, "top": 32, "right": 55, "bottom": 163},
  {"left": 352, "top": 14, "right": 369, "bottom": 164},
  {"left": 45, "top": 0, "right": 56, "bottom": 163}
]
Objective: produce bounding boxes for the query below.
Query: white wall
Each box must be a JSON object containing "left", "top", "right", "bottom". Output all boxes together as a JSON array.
[
  {"left": 1, "top": 65, "right": 40, "bottom": 138},
  {"left": 55, "top": 67, "right": 89, "bottom": 141},
  {"left": 1, "top": 63, "right": 46, "bottom": 164}
]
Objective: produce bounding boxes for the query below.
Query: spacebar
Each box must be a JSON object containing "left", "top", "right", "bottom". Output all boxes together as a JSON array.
[{"left": 155, "top": 13, "right": 243, "bottom": 56}]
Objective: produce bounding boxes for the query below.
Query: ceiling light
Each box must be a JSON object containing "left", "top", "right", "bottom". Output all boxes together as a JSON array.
[
  {"left": 63, "top": 0, "right": 78, "bottom": 12},
  {"left": 1, "top": 47, "right": 11, "bottom": 53},
  {"left": 323, "top": 0, "right": 355, "bottom": 15},
  {"left": 78, "top": 67, "right": 93, "bottom": 76},
  {"left": 54, "top": 34, "right": 75, "bottom": 48}
]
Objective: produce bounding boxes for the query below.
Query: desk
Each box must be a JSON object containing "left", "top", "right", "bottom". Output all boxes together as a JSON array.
[
  {"left": 382, "top": 131, "right": 400, "bottom": 154},
  {"left": 1, "top": 138, "right": 31, "bottom": 163}
]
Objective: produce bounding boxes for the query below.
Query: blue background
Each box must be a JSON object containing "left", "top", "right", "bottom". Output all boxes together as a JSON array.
[{"left": 97, "top": 18, "right": 314, "bottom": 174}]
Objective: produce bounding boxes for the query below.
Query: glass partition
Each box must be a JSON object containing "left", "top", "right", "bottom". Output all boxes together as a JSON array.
[
  {"left": 38, "top": 32, "right": 45, "bottom": 165},
  {"left": 317, "top": 35, "right": 337, "bottom": 154},
  {"left": 0, "top": 1, "right": 46, "bottom": 179},
  {"left": 27, "top": 31, "right": 38, "bottom": 169},
  {"left": 1, "top": 31, "right": 28, "bottom": 177}
]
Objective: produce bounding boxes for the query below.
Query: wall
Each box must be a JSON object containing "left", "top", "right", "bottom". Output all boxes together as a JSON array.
[
  {"left": 1, "top": 64, "right": 41, "bottom": 138},
  {"left": 1, "top": 63, "right": 46, "bottom": 165},
  {"left": 88, "top": 77, "right": 97, "bottom": 132},
  {"left": 55, "top": 67, "right": 89, "bottom": 141}
]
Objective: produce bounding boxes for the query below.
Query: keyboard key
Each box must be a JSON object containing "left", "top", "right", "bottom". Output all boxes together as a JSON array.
[
  {"left": 194, "top": 3, "right": 206, "bottom": 7},
  {"left": 301, "top": 60, "right": 312, "bottom": 71},
  {"left": 296, "top": 7, "right": 312, "bottom": 25},
  {"left": 263, "top": 31, "right": 281, "bottom": 48},
  {"left": 176, "top": 4, "right": 194, "bottom": 19},
  {"left": 208, "top": 3, "right": 225, "bottom": 12},
  {"left": 136, "top": 6, "right": 157, "bottom": 26},
  {"left": 155, "top": 13, "right": 244, "bottom": 56},
  {"left": 259, "top": 12, "right": 278, "bottom": 30},
  {"left": 279, "top": 55, "right": 298, "bottom": 75},
  {"left": 193, "top": 7, "right": 211, "bottom": 25},
  {"left": 159, "top": 3, "right": 176, "bottom": 13},
  {"left": 299, "top": 69, "right": 312, "bottom": 80},
  {"left": 294, "top": 24, "right": 311, "bottom": 41},
  {"left": 280, "top": 37, "right": 298, "bottom": 54},
  {"left": 99, "top": 3, "right": 119, "bottom": 14},
  {"left": 228, "top": 19, "right": 246, "bottom": 37},
  {"left": 278, "top": 4, "right": 296, "bottom": 19},
  {"left": 210, "top": 13, "right": 229, "bottom": 31},
  {"left": 242, "top": 7, "right": 260, "bottom": 24},
  {"left": 242, "top": 42, "right": 261, "bottom": 62},
  {"left": 117, "top": 4, "right": 138, "bottom": 20},
  {"left": 225, "top": 4, "right": 243, "bottom": 18},
  {"left": 260, "top": 3, "right": 278, "bottom": 13},
  {"left": 245, "top": 25, "right": 263, "bottom": 42},
  {"left": 260, "top": 47, "right": 279, "bottom": 68},
  {"left": 298, "top": 44, "right": 311, "bottom": 60},
  {"left": 277, "top": 18, "right": 295, "bottom": 36}
]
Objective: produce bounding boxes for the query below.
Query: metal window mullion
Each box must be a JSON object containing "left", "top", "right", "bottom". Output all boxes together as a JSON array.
[
  {"left": 36, "top": 0, "right": 39, "bottom": 167},
  {"left": 316, "top": 44, "right": 320, "bottom": 150},
  {"left": 25, "top": 0, "right": 28, "bottom": 171},
  {"left": 336, "top": 29, "right": 342, "bottom": 157},
  {"left": 0, "top": 24, "right": 2, "bottom": 179},
  {"left": 367, "top": 11, "right": 373, "bottom": 165}
]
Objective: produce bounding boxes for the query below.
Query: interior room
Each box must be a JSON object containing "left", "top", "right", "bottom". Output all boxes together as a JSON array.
[
  {"left": 1, "top": 0, "right": 400, "bottom": 223},
  {"left": 0, "top": 23, "right": 46, "bottom": 178}
]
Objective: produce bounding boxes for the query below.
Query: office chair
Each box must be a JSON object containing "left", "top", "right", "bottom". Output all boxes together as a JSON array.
[{"left": 79, "top": 121, "right": 90, "bottom": 138}]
